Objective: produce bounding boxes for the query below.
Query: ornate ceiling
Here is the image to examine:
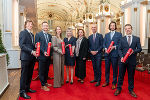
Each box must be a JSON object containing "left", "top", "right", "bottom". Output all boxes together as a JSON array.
[
  {"left": 37, "top": 0, "right": 122, "bottom": 22},
  {"left": 19, "top": 0, "right": 123, "bottom": 31}
]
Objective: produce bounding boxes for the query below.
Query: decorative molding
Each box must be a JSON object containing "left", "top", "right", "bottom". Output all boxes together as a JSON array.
[
  {"left": 120, "top": 12, "right": 124, "bottom": 16},
  {"left": 20, "top": 13, "right": 23, "bottom": 16},
  {"left": 105, "top": 15, "right": 111, "bottom": 18},
  {"left": 134, "top": 8, "right": 137, "bottom": 12},
  {"left": 140, "top": 1, "right": 148, "bottom": 5},
  {"left": 5, "top": 30, "right": 11, "bottom": 32}
]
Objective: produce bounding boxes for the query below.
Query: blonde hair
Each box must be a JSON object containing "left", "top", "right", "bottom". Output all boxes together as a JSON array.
[{"left": 66, "top": 28, "right": 73, "bottom": 38}]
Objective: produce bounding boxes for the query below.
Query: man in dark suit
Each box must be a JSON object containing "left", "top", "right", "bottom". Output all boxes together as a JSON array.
[
  {"left": 19, "top": 20, "right": 37, "bottom": 99},
  {"left": 88, "top": 24, "right": 103, "bottom": 87},
  {"left": 102, "top": 22, "right": 122, "bottom": 89},
  {"left": 35, "top": 21, "right": 52, "bottom": 91},
  {"left": 114, "top": 24, "right": 142, "bottom": 98}
]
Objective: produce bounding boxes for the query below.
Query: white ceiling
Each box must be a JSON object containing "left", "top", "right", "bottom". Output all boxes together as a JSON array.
[{"left": 37, "top": 0, "right": 122, "bottom": 22}]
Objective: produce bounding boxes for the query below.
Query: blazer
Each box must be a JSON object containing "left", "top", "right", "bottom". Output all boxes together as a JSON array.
[
  {"left": 35, "top": 31, "right": 52, "bottom": 60},
  {"left": 118, "top": 35, "right": 142, "bottom": 65},
  {"left": 103, "top": 31, "right": 122, "bottom": 57},
  {"left": 76, "top": 37, "right": 89, "bottom": 60},
  {"left": 88, "top": 33, "right": 103, "bottom": 55},
  {"left": 19, "top": 29, "right": 35, "bottom": 61}
]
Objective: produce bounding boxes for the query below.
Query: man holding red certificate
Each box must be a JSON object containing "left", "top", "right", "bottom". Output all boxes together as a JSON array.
[
  {"left": 102, "top": 22, "right": 122, "bottom": 89},
  {"left": 35, "top": 21, "right": 52, "bottom": 91},
  {"left": 19, "top": 20, "right": 37, "bottom": 99},
  {"left": 114, "top": 24, "right": 142, "bottom": 97}
]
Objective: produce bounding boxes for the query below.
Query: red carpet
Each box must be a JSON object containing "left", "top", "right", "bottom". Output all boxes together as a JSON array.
[{"left": 19, "top": 61, "right": 150, "bottom": 100}]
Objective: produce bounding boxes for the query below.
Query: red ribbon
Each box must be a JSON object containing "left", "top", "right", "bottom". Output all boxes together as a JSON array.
[
  {"left": 122, "top": 48, "right": 133, "bottom": 63},
  {"left": 107, "top": 41, "right": 114, "bottom": 54},
  {"left": 36, "top": 42, "right": 40, "bottom": 57},
  {"left": 61, "top": 42, "right": 65, "bottom": 54},
  {"left": 68, "top": 44, "right": 73, "bottom": 56},
  {"left": 47, "top": 42, "right": 51, "bottom": 56}
]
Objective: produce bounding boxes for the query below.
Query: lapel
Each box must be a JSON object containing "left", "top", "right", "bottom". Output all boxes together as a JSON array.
[
  {"left": 80, "top": 37, "right": 85, "bottom": 49},
  {"left": 91, "top": 34, "right": 94, "bottom": 43},
  {"left": 108, "top": 32, "right": 111, "bottom": 41},
  {"left": 130, "top": 35, "right": 135, "bottom": 47},
  {"left": 124, "top": 36, "right": 129, "bottom": 47},
  {"left": 25, "top": 29, "right": 33, "bottom": 44}
]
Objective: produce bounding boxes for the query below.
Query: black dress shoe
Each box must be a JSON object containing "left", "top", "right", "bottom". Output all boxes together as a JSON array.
[
  {"left": 95, "top": 82, "right": 100, "bottom": 87},
  {"left": 27, "top": 89, "right": 36, "bottom": 93},
  {"left": 90, "top": 80, "right": 97, "bottom": 83},
  {"left": 102, "top": 82, "right": 109, "bottom": 87},
  {"left": 70, "top": 81, "right": 73, "bottom": 84},
  {"left": 20, "top": 92, "right": 31, "bottom": 99},
  {"left": 129, "top": 91, "right": 137, "bottom": 98},
  {"left": 66, "top": 80, "right": 69, "bottom": 83},
  {"left": 114, "top": 90, "right": 121, "bottom": 96}
]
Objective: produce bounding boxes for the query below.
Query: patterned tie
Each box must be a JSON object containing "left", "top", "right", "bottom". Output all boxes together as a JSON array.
[
  {"left": 44, "top": 33, "right": 49, "bottom": 44},
  {"left": 128, "top": 36, "right": 131, "bottom": 46},
  {"left": 93, "top": 34, "right": 96, "bottom": 42}
]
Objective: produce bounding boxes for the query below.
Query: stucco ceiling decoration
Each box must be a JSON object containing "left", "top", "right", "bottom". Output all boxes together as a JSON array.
[{"left": 37, "top": 0, "right": 122, "bottom": 23}]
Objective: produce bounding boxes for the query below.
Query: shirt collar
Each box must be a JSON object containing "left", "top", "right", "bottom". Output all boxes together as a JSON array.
[
  {"left": 93, "top": 32, "right": 97, "bottom": 36},
  {"left": 126, "top": 34, "right": 132, "bottom": 37},
  {"left": 43, "top": 30, "right": 48, "bottom": 34},
  {"left": 26, "top": 28, "right": 31, "bottom": 33},
  {"left": 111, "top": 31, "right": 115, "bottom": 34}
]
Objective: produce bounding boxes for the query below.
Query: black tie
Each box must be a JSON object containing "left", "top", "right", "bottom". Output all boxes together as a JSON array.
[{"left": 29, "top": 32, "right": 33, "bottom": 44}]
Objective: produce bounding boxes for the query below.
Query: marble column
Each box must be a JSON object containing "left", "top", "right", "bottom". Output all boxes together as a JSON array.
[{"left": 2, "top": 0, "right": 20, "bottom": 69}]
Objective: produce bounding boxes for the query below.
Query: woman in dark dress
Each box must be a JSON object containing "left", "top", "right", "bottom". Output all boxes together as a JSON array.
[
  {"left": 64, "top": 28, "right": 76, "bottom": 84},
  {"left": 75, "top": 29, "right": 88, "bottom": 83}
]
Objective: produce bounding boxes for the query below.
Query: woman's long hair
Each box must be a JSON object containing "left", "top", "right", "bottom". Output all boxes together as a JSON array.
[
  {"left": 55, "top": 26, "right": 62, "bottom": 39},
  {"left": 77, "top": 29, "right": 85, "bottom": 38}
]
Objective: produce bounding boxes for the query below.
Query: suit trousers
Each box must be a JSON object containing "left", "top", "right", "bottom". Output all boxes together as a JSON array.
[
  {"left": 117, "top": 62, "right": 136, "bottom": 92},
  {"left": 39, "top": 59, "right": 51, "bottom": 86},
  {"left": 91, "top": 54, "right": 102, "bottom": 82},
  {"left": 20, "top": 60, "right": 35, "bottom": 93},
  {"left": 104, "top": 56, "right": 118, "bottom": 84}
]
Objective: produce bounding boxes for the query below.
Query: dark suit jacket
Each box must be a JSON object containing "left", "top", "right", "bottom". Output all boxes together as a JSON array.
[
  {"left": 19, "top": 29, "right": 35, "bottom": 61},
  {"left": 103, "top": 32, "right": 122, "bottom": 57},
  {"left": 35, "top": 31, "right": 52, "bottom": 60},
  {"left": 76, "top": 37, "right": 89, "bottom": 60},
  {"left": 88, "top": 33, "right": 103, "bottom": 56},
  {"left": 118, "top": 35, "right": 142, "bottom": 65}
]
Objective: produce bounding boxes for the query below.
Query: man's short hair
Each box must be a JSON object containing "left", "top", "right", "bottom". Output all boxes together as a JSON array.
[
  {"left": 124, "top": 24, "right": 132, "bottom": 29},
  {"left": 24, "top": 19, "right": 33, "bottom": 29}
]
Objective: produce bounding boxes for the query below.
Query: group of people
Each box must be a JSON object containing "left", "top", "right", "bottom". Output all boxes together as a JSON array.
[{"left": 19, "top": 20, "right": 142, "bottom": 99}]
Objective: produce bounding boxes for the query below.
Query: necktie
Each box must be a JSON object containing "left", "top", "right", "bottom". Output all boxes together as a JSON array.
[
  {"left": 128, "top": 36, "right": 131, "bottom": 46},
  {"left": 29, "top": 32, "right": 33, "bottom": 44},
  {"left": 93, "top": 34, "right": 96, "bottom": 42},
  {"left": 44, "top": 33, "right": 49, "bottom": 44}
]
